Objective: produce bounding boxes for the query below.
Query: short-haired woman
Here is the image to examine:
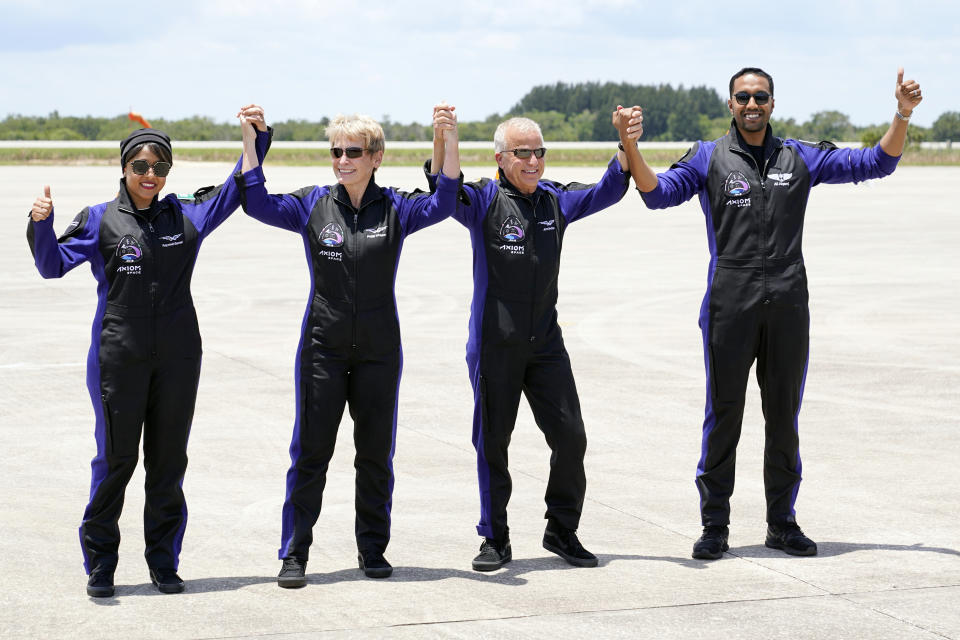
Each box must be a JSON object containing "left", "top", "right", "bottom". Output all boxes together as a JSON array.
[{"left": 238, "top": 104, "right": 459, "bottom": 587}]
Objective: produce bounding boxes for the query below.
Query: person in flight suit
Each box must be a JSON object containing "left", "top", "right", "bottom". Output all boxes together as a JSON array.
[
  {"left": 238, "top": 104, "right": 461, "bottom": 587},
  {"left": 613, "top": 67, "right": 923, "bottom": 559},
  {"left": 428, "top": 111, "right": 640, "bottom": 571},
  {"left": 27, "top": 108, "right": 271, "bottom": 597}
]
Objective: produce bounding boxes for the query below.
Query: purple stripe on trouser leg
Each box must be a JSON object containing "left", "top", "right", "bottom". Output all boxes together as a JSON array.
[{"left": 468, "top": 357, "right": 494, "bottom": 539}]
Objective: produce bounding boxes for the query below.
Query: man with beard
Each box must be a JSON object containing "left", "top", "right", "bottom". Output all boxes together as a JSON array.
[{"left": 613, "top": 67, "right": 923, "bottom": 560}]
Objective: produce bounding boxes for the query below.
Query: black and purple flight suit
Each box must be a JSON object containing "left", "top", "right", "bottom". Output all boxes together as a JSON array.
[
  {"left": 432, "top": 157, "right": 629, "bottom": 542},
  {"left": 640, "top": 123, "right": 900, "bottom": 527},
  {"left": 238, "top": 166, "right": 459, "bottom": 562},
  {"left": 26, "top": 129, "right": 271, "bottom": 575}
]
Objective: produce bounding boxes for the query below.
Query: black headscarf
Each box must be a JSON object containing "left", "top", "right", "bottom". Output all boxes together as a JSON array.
[{"left": 120, "top": 128, "right": 172, "bottom": 166}]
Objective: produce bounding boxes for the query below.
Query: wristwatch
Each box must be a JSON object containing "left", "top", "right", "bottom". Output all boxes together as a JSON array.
[
  {"left": 618, "top": 142, "right": 637, "bottom": 151},
  {"left": 895, "top": 110, "right": 911, "bottom": 121}
]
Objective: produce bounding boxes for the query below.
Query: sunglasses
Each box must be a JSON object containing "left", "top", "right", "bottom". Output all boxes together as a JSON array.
[
  {"left": 503, "top": 147, "right": 547, "bottom": 159},
  {"left": 129, "top": 159, "right": 172, "bottom": 177},
  {"left": 733, "top": 91, "right": 772, "bottom": 106},
  {"left": 330, "top": 147, "right": 368, "bottom": 159}
]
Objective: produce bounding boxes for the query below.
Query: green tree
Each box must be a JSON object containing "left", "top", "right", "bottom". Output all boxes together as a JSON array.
[
  {"left": 859, "top": 125, "right": 886, "bottom": 147},
  {"left": 804, "top": 111, "right": 855, "bottom": 141},
  {"left": 770, "top": 117, "right": 804, "bottom": 140},
  {"left": 932, "top": 111, "right": 960, "bottom": 141}
]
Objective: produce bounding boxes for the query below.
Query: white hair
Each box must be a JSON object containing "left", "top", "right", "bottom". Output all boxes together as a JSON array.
[{"left": 493, "top": 117, "right": 544, "bottom": 152}]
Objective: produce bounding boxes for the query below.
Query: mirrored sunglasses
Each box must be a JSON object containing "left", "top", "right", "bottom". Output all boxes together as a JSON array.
[{"left": 129, "top": 159, "right": 172, "bottom": 177}]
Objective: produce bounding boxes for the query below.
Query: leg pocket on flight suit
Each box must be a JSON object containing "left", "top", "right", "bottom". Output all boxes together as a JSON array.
[
  {"left": 479, "top": 375, "right": 491, "bottom": 435},
  {"left": 707, "top": 343, "right": 739, "bottom": 402},
  {"left": 101, "top": 393, "right": 139, "bottom": 457}
]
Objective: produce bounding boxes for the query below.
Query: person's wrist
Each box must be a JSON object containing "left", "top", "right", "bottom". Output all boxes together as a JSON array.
[
  {"left": 618, "top": 141, "right": 637, "bottom": 151},
  {"left": 895, "top": 107, "right": 912, "bottom": 121}
]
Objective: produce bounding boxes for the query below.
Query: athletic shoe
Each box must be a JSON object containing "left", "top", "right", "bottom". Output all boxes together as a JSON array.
[
  {"left": 542, "top": 521, "right": 598, "bottom": 567},
  {"left": 472, "top": 538, "right": 512, "bottom": 571},
  {"left": 692, "top": 525, "right": 729, "bottom": 560},
  {"left": 149, "top": 567, "right": 184, "bottom": 594},
  {"left": 86, "top": 569, "right": 115, "bottom": 598},
  {"left": 358, "top": 552, "right": 393, "bottom": 579},
  {"left": 277, "top": 557, "right": 307, "bottom": 588},
  {"left": 765, "top": 522, "right": 818, "bottom": 556}
]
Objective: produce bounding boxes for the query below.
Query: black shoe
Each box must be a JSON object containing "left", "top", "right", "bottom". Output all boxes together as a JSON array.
[
  {"left": 149, "top": 567, "right": 184, "bottom": 594},
  {"left": 542, "top": 521, "right": 598, "bottom": 568},
  {"left": 692, "top": 525, "right": 729, "bottom": 560},
  {"left": 86, "top": 569, "right": 115, "bottom": 598},
  {"left": 472, "top": 538, "right": 512, "bottom": 571},
  {"left": 358, "top": 552, "right": 393, "bottom": 579},
  {"left": 277, "top": 557, "right": 307, "bottom": 588},
  {"left": 765, "top": 522, "right": 818, "bottom": 556}
]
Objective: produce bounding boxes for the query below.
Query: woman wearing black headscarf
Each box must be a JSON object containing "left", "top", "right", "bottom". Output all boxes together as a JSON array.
[{"left": 26, "top": 107, "right": 271, "bottom": 598}]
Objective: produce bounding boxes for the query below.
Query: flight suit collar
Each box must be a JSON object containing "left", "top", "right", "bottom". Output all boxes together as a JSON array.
[
  {"left": 728, "top": 119, "right": 782, "bottom": 158},
  {"left": 497, "top": 171, "right": 540, "bottom": 200},
  {"left": 116, "top": 178, "right": 161, "bottom": 221},
  {"left": 333, "top": 179, "right": 383, "bottom": 211}
]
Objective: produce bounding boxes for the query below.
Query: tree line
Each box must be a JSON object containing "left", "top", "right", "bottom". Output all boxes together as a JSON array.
[{"left": 3, "top": 82, "right": 959, "bottom": 144}]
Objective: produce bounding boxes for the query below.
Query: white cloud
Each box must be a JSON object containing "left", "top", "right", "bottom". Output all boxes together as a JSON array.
[{"left": 1, "top": 0, "right": 956, "bottom": 128}]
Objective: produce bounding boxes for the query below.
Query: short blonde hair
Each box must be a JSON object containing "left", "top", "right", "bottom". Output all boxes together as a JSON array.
[{"left": 325, "top": 114, "right": 385, "bottom": 153}]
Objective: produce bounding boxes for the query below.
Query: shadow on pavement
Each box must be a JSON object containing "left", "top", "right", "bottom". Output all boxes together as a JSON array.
[
  {"left": 729, "top": 541, "right": 960, "bottom": 559},
  {"left": 88, "top": 575, "right": 280, "bottom": 603}
]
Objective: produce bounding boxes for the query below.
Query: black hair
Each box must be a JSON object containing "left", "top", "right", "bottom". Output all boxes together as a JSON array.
[{"left": 729, "top": 67, "right": 774, "bottom": 96}]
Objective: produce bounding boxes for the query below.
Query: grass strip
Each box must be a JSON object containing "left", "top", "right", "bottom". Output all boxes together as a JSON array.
[{"left": 2, "top": 147, "right": 958, "bottom": 167}]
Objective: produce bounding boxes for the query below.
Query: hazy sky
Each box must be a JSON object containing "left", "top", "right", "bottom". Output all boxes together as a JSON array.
[{"left": 3, "top": 0, "right": 956, "bottom": 129}]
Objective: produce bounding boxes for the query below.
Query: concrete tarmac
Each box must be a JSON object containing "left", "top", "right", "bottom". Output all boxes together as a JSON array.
[{"left": 1, "top": 160, "right": 958, "bottom": 639}]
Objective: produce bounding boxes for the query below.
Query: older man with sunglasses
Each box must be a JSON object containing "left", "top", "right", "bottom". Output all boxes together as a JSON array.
[
  {"left": 614, "top": 66, "right": 924, "bottom": 560},
  {"left": 429, "top": 113, "right": 639, "bottom": 571}
]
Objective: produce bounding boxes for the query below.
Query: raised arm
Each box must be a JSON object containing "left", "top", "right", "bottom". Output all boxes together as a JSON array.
[
  {"left": 429, "top": 101, "right": 458, "bottom": 176},
  {"left": 434, "top": 102, "right": 460, "bottom": 180},
  {"left": 878, "top": 67, "right": 923, "bottom": 157},
  {"left": 793, "top": 68, "right": 923, "bottom": 187},
  {"left": 240, "top": 103, "right": 269, "bottom": 173},
  {"left": 398, "top": 103, "right": 461, "bottom": 234},
  {"left": 612, "top": 105, "right": 658, "bottom": 192},
  {"left": 554, "top": 154, "right": 631, "bottom": 225},
  {"left": 26, "top": 185, "right": 97, "bottom": 278},
  {"left": 181, "top": 104, "right": 272, "bottom": 238}
]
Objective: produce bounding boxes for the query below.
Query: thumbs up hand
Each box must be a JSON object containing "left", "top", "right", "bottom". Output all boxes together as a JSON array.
[
  {"left": 895, "top": 67, "right": 922, "bottom": 116},
  {"left": 31, "top": 185, "right": 53, "bottom": 222}
]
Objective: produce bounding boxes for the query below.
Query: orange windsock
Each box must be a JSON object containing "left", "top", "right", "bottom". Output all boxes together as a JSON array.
[{"left": 128, "top": 111, "right": 151, "bottom": 129}]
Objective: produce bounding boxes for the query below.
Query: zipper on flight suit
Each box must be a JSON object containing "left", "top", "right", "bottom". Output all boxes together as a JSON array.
[
  {"left": 737, "top": 150, "right": 772, "bottom": 305},
  {"left": 350, "top": 208, "right": 359, "bottom": 350},
  {"left": 758, "top": 154, "right": 773, "bottom": 305},
  {"left": 527, "top": 193, "right": 541, "bottom": 343},
  {"left": 146, "top": 220, "right": 160, "bottom": 358},
  {"left": 125, "top": 204, "right": 161, "bottom": 358}
]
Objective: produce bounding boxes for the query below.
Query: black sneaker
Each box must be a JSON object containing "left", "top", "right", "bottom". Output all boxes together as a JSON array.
[
  {"left": 277, "top": 557, "right": 307, "bottom": 588},
  {"left": 149, "top": 567, "right": 184, "bottom": 594},
  {"left": 542, "top": 521, "right": 598, "bottom": 567},
  {"left": 692, "top": 525, "right": 729, "bottom": 560},
  {"left": 358, "top": 551, "right": 393, "bottom": 579},
  {"left": 472, "top": 538, "right": 512, "bottom": 571},
  {"left": 765, "top": 522, "right": 817, "bottom": 556},
  {"left": 86, "top": 569, "right": 115, "bottom": 598}
]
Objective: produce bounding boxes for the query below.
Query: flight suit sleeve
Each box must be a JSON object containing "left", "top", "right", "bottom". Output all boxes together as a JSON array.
[
  {"left": 639, "top": 142, "right": 708, "bottom": 210},
  {"left": 26, "top": 206, "right": 97, "bottom": 279},
  {"left": 556, "top": 154, "right": 630, "bottom": 224},
  {"left": 394, "top": 172, "right": 461, "bottom": 236},
  {"left": 181, "top": 127, "right": 273, "bottom": 238}
]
